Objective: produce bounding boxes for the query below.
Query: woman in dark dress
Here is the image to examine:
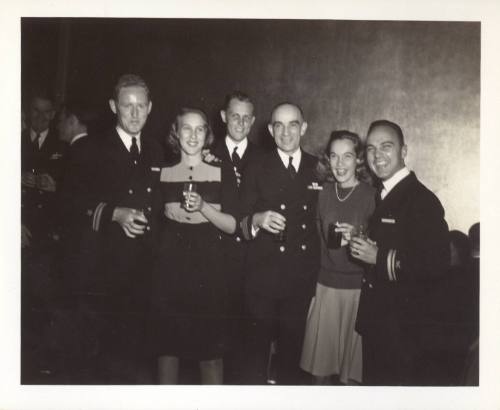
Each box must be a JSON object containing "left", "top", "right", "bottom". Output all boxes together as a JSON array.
[{"left": 151, "top": 108, "right": 237, "bottom": 384}]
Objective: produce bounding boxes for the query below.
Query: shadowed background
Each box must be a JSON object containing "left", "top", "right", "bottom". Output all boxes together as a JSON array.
[{"left": 22, "top": 18, "right": 479, "bottom": 232}]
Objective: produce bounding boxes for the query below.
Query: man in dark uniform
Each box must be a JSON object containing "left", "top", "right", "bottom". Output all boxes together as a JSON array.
[
  {"left": 211, "top": 91, "right": 262, "bottom": 383},
  {"left": 80, "top": 74, "right": 164, "bottom": 383},
  {"left": 239, "top": 102, "right": 321, "bottom": 385},
  {"left": 350, "top": 119, "right": 449, "bottom": 385},
  {"left": 21, "top": 92, "right": 67, "bottom": 382}
]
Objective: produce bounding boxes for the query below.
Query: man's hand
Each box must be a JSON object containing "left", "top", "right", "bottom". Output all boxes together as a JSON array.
[
  {"left": 21, "top": 171, "right": 37, "bottom": 188},
  {"left": 21, "top": 224, "right": 32, "bottom": 248},
  {"left": 350, "top": 237, "right": 378, "bottom": 264},
  {"left": 37, "top": 173, "right": 57, "bottom": 192},
  {"left": 112, "top": 207, "right": 148, "bottom": 238},
  {"left": 252, "top": 211, "right": 286, "bottom": 235}
]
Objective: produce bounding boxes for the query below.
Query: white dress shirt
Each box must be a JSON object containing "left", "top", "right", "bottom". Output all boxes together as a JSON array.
[
  {"left": 30, "top": 128, "right": 49, "bottom": 149},
  {"left": 381, "top": 166, "right": 411, "bottom": 199},
  {"left": 116, "top": 126, "right": 141, "bottom": 153},
  {"left": 277, "top": 147, "right": 302, "bottom": 172},
  {"left": 225, "top": 136, "right": 248, "bottom": 159}
]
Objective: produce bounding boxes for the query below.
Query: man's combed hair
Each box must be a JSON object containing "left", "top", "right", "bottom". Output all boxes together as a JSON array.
[
  {"left": 113, "top": 74, "right": 150, "bottom": 101},
  {"left": 166, "top": 107, "right": 215, "bottom": 155},
  {"left": 223, "top": 90, "right": 253, "bottom": 111},
  {"left": 367, "top": 119, "right": 405, "bottom": 146}
]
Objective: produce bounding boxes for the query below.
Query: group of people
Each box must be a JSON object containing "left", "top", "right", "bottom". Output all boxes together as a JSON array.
[{"left": 21, "top": 73, "right": 477, "bottom": 386}]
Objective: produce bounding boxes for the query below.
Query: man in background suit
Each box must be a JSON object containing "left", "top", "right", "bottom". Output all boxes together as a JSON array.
[
  {"left": 21, "top": 92, "right": 67, "bottom": 382},
  {"left": 212, "top": 91, "right": 262, "bottom": 383},
  {"left": 351, "top": 120, "right": 449, "bottom": 385},
  {"left": 239, "top": 102, "right": 321, "bottom": 384},
  {"left": 79, "top": 74, "right": 164, "bottom": 383}
]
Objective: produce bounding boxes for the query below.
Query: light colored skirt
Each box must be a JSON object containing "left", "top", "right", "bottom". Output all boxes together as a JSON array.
[{"left": 300, "top": 283, "right": 362, "bottom": 383}]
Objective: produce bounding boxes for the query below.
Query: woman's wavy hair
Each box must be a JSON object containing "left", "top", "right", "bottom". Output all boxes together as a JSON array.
[
  {"left": 166, "top": 107, "right": 215, "bottom": 155},
  {"left": 316, "top": 130, "right": 372, "bottom": 184}
]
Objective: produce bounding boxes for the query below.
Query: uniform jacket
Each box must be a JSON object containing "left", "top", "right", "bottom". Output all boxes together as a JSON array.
[
  {"left": 21, "top": 128, "right": 67, "bottom": 238},
  {"left": 239, "top": 149, "right": 321, "bottom": 299},
  {"left": 212, "top": 139, "right": 264, "bottom": 251},
  {"left": 77, "top": 129, "right": 164, "bottom": 309},
  {"left": 356, "top": 171, "right": 450, "bottom": 335}
]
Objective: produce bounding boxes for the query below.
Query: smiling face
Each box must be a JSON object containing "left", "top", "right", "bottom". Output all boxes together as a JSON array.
[
  {"left": 221, "top": 98, "right": 255, "bottom": 143},
  {"left": 109, "top": 85, "right": 152, "bottom": 136},
  {"left": 177, "top": 112, "right": 208, "bottom": 157},
  {"left": 366, "top": 126, "right": 407, "bottom": 181},
  {"left": 268, "top": 103, "right": 307, "bottom": 155},
  {"left": 329, "top": 138, "right": 360, "bottom": 188}
]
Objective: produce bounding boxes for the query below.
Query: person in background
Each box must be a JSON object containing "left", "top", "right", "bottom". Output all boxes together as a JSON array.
[
  {"left": 351, "top": 119, "right": 449, "bottom": 385},
  {"left": 300, "top": 130, "right": 375, "bottom": 385},
  {"left": 21, "top": 90, "right": 67, "bottom": 382},
  {"left": 152, "top": 108, "right": 237, "bottom": 384},
  {"left": 239, "top": 102, "right": 321, "bottom": 385},
  {"left": 212, "top": 91, "right": 263, "bottom": 383}
]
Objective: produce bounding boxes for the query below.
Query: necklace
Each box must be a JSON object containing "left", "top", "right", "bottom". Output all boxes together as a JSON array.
[{"left": 335, "top": 182, "right": 358, "bottom": 202}]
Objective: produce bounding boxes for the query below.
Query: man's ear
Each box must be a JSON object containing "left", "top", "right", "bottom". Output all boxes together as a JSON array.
[
  {"left": 48, "top": 109, "right": 56, "bottom": 121},
  {"left": 220, "top": 110, "right": 227, "bottom": 124},
  {"left": 401, "top": 144, "right": 408, "bottom": 160},
  {"left": 300, "top": 121, "right": 308, "bottom": 136},
  {"left": 250, "top": 116, "right": 256, "bottom": 127},
  {"left": 109, "top": 99, "right": 117, "bottom": 114},
  {"left": 267, "top": 123, "right": 274, "bottom": 137},
  {"left": 147, "top": 101, "right": 152, "bottom": 114}
]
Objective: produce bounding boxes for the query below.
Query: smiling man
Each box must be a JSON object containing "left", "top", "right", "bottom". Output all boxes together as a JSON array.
[
  {"left": 239, "top": 102, "right": 320, "bottom": 385},
  {"left": 350, "top": 119, "right": 449, "bottom": 385}
]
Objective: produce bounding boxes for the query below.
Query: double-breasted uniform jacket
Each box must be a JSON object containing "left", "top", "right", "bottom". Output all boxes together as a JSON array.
[
  {"left": 239, "top": 149, "right": 321, "bottom": 299},
  {"left": 79, "top": 129, "right": 164, "bottom": 310},
  {"left": 21, "top": 128, "right": 67, "bottom": 240},
  {"left": 212, "top": 139, "right": 264, "bottom": 255},
  {"left": 355, "top": 172, "right": 449, "bottom": 367}
]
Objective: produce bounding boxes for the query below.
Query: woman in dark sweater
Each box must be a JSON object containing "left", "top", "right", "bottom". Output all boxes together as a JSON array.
[{"left": 300, "top": 130, "right": 375, "bottom": 385}]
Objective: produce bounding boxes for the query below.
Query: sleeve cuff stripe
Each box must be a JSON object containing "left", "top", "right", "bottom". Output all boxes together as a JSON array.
[
  {"left": 92, "top": 202, "right": 106, "bottom": 232},
  {"left": 387, "top": 249, "right": 397, "bottom": 281},
  {"left": 392, "top": 250, "right": 398, "bottom": 281}
]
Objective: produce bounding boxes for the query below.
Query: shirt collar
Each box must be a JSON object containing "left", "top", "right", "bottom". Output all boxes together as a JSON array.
[
  {"left": 225, "top": 136, "right": 248, "bottom": 158},
  {"left": 277, "top": 147, "right": 302, "bottom": 170},
  {"left": 70, "top": 132, "right": 88, "bottom": 145},
  {"left": 30, "top": 128, "right": 49, "bottom": 147},
  {"left": 116, "top": 126, "right": 141, "bottom": 152},
  {"left": 382, "top": 166, "right": 410, "bottom": 196}
]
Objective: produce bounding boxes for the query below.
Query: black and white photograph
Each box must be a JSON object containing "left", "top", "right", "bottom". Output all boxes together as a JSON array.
[{"left": 1, "top": 0, "right": 499, "bottom": 409}]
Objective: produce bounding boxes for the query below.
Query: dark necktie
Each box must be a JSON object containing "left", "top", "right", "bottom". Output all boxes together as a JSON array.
[
  {"left": 288, "top": 156, "right": 296, "bottom": 179},
  {"left": 130, "top": 137, "right": 140, "bottom": 163},
  {"left": 33, "top": 133, "right": 41, "bottom": 150},
  {"left": 231, "top": 147, "right": 242, "bottom": 187},
  {"left": 231, "top": 146, "right": 241, "bottom": 169}
]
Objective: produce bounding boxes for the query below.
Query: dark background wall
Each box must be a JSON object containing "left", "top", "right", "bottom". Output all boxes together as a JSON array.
[{"left": 21, "top": 18, "right": 480, "bottom": 232}]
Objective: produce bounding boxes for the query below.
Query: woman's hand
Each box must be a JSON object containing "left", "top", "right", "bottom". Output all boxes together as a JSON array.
[
  {"left": 335, "top": 222, "right": 355, "bottom": 245},
  {"left": 184, "top": 191, "right": 204, "bottom": 213}
]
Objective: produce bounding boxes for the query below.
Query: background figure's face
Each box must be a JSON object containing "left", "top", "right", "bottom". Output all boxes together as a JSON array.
[
  {"left": 221, "top": 98, "right": 255, "bottom": 143},
  {"left": 29, "top": 97, "right": 55, "bottom": 133},
  {"left": 268, "top": 104, "right": 307, "bottom": 155},
  {"left": 329, "top": 138, "right": 359, "bottom": 187},
  {"left": 177, "top": 112, "right": 207, "bottom": 157},
  {"left": 110, "top": 86, "right": 151, "bottom": 136},
  {"left": 366, "top": 126, "right": 407, "bottom": 181}
]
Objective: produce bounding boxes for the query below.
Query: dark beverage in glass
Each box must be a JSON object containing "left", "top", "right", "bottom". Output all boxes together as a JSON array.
[{"left": 327, "top": 223, "right": 342, "bottom": 249}]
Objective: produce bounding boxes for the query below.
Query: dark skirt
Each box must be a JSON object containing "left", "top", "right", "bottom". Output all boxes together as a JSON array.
[{"left": 150, "top": 219, "right": 227, "bottom": 361}]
